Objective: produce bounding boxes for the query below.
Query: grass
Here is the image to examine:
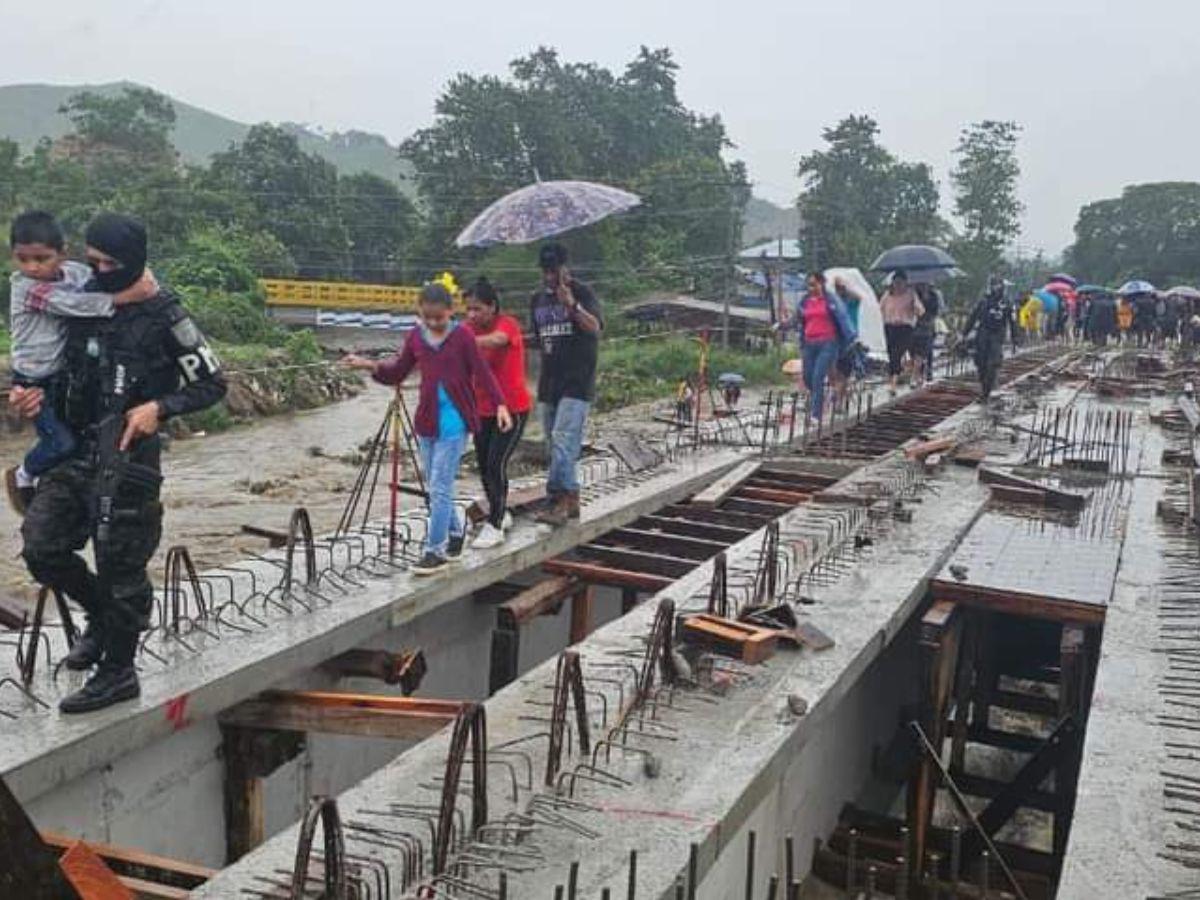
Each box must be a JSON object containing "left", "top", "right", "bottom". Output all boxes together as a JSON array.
[{"left": 594, "top": 335, "right": 791, "bottom": 412}]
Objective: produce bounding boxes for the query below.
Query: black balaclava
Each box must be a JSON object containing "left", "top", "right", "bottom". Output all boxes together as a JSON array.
[{"left": 84, "top": 213, "right": 147, "bottom": 293}]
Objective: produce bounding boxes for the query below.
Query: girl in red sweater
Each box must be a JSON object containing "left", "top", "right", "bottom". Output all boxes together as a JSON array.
[{"left": 344, "top": 284, "right": 512, "bottom": 575}]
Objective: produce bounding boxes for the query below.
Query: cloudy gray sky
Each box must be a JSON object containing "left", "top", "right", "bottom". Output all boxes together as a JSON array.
[{"left": 1, "top": 0, "right": 1194, "bottom": 253}]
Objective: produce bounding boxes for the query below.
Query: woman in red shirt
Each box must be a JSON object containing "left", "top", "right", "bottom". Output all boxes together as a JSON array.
[
  {"left": 778, "top": 272, "right": 855, "bottom": 423},
  {"left": 464, "top": 277, "right": 531, "bottom": 548}
]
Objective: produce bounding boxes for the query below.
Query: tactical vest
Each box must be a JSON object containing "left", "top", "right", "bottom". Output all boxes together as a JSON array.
[{"left": 62, "top": 295, "right": 189, "bottom": 433}]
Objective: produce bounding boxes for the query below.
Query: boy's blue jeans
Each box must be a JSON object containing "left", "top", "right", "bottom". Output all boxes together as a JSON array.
[
  {"left": 14, "top": 371, "right": 76, "bottom": 478},
  {"left": 540, "top": 398, "right": 590, "bottom": 495},
  {"left": 418, "top": 434, "right": 467, "bottom": 558}
]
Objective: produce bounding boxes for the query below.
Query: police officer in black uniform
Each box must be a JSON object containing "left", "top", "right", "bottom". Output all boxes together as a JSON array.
[
  {"left": 961, "top": 274, "right": 1018, "bottom": 401},
  {"left": 15, "top": 213, "right": 226, "bottom": 714}
]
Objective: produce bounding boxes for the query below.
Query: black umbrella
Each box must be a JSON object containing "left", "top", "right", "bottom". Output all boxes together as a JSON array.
[{"left": 869, "top": 244, "right": 958, "bottom": 273}]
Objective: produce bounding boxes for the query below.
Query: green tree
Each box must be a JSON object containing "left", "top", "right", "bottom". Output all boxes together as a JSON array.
[
  {"left": 1068, "top": 182, "right": 1200, "bottom": 285},
  {"left": 58, "top": 87, "right": 177, "bottom": 165},
  {"left": 401, "top": 46, "right": 748, "bottom": 297},
  {"left": 796, "top": 116, "right": 945, "bottom": 270},
  {"left": 949, "top": 121, "right": 1023, "bottom": 294},
  {"left": 207, "top": 124, "right": 350, "bottom": 278},
  {"left": 338, "top": 172, "right": 420, "bottom": 282}
]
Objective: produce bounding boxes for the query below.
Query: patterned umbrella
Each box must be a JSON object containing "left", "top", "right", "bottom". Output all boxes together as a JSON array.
[
  {"left": 1049, "top": 273, "right": 1078, "bottom": 287},
  {"left": 455, "top": 180, "right": 641, "bottom": 248},
  {"left": 1118, "top": 279, "right": 1156, "bottom": 296}
]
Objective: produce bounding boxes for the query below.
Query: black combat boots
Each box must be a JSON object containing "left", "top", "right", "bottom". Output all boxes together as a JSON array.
[
  {"left": 59, "top": 629, "right": 140, "bottom": 715},
  {"left": 63, "top": 622, "right": 105, "bottom": 671}
]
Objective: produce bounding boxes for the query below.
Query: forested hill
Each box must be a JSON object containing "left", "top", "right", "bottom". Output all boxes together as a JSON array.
[
  {"left": 0, "top": 81, "right": 412, "bottom": 185},
  {"left": 741, "top": 196, "right": 800, "bottom": 245}
]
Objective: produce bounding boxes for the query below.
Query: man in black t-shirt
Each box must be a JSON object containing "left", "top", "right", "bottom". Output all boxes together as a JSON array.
[{"left": 529, "top": 243, "right": 603, "bottom": 525}]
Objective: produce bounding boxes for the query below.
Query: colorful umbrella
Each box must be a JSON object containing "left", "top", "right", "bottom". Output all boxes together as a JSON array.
[
  {"left": 1118, "top": 280, "right": 1156, "bottom": 296},
  {"left": 455, "top": 179, "right": 641, "bottom": 248},
  {"left": 1048, "top": 273, "right": 1078, "bottom": 287},
  {"left": 868, "top": 245, "right": 957, "bottom": 273},
  {"left": 1035, "top": 289, "right": 1061, "bottom": 314}
]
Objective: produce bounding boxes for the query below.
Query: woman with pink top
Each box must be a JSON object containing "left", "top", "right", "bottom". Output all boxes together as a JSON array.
[{"left": 878, "top": 269, "right": 925, "bottom": 393}]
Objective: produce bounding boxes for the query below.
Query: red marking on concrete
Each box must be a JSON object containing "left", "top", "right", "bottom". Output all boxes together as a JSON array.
[{"left": 165, "top": 694, "right": 190, "bottom": 731}]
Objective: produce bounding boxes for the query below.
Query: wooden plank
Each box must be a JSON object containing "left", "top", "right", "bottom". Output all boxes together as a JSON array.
[
  {"left": 657, "top": 504, "right": 771, "bottom": 530},
  {"left": 497, "top": 576, "right": 580, "bottom": 626},
  {"left": 634, "top": 514, "right": 752, "bottom": 544},
  {"left": 977, "top": 467, "right": 1085, "bottom": 511},
  {"left": 721, "top": 497, "right": 791, "bottom": 517},
  {"left": 930, "top": 580, "right": 1106, "bottom": 627},
  {"left": 734, "top": 485, "right": 811, "bottom": 506},
  {"left": 990, "top": 484, "right": 1053, "bottom": 507},
  {"left": 907, "top": 599, "right": 963, "bottom": 877},
  {"left": 690, "top": 461, "right": 761, "bottom": 508},
  {"left": 572, "top": 544, "right": 696, "bottom": 578},
  {"left": 40, "top": 833, "right": 215, "bottom": 887},
  {"left": 220, "top": 729, "right": 261, "bottom": 865},
  {"left": 952, "top": 446, "right": 989, "bottom": 468},
  {"left": 569, "top": 586, "right": 594, "bottom": 645},
  {"left": 542, "top": 559, "right": 675, "bottom": 592},
  {"left": 593, "top": 527, "right": 730, "bottom": 561},
  {"left": 117, "top": 877, "right": 191, "bottom": 899},
  {"left": 960, "top": 717, "right": 1079, "bottom": 861},
  {"left": 905, "top": 435, "right": 957, "bottom": 461},
  {"left": 219, "top": 692, "right": 462, "bottom": 741},
  {"left": 59, "top": 842, "right": 134, "bottom": 900},
  {"left": 489, "top": 625, "right": 519, "bottom": 695},
  {"left": 680, "top": 614, "right": 777, "bottom": 663},
  {"left": 950, "top": 771, "right": 1059, "bottom": 814},
  {"left": 755, "top": 467, "right": 841, "bottom": 488}
]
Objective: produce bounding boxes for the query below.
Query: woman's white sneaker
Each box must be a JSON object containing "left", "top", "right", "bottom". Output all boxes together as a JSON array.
[
  {"left": 501, "top": 511, "right": 514, "bottom": 532},
  {"left": 473, "top": 522, "right": 506, "bottom": 549}
]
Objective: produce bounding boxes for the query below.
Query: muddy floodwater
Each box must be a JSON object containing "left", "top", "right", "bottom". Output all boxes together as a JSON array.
[
  {"left": 0, "top": 380, "right": 740, "bottom": 607},
  {"left": 0, "top": 388, "right": 399, "bottom": 605}
]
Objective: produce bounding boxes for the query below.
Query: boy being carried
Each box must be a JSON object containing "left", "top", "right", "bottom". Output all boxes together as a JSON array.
[{"left": 5, "top": 210, "right": 146, "bottom": 513}]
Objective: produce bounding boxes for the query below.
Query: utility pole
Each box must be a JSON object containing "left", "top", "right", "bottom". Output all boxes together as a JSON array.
[{"left": 722, "top": 192, "right": 737, "bottom": 349}]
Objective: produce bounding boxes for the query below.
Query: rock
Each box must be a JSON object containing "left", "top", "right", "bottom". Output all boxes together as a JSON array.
[
  {"left": 787, "top": 694, "right": 809, "bottom": 716},
  {"left": 642, "top": 755, "right": 661, "bottom": 779}
]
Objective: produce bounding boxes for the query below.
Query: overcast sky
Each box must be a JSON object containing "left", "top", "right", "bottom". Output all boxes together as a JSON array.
[{"left": 1, "top": 0, "right": 1195, "bottom": 254}]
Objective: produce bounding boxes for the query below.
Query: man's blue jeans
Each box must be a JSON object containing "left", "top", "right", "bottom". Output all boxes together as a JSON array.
[
  {"left": 418, "top": 433, "right": 467, "bottom": 557},
  {"left": 802, "top": 340, "right": 838, "bottom": 420},
  {"left": 540, "top": 397, "right": 590, "bottom": 495}
]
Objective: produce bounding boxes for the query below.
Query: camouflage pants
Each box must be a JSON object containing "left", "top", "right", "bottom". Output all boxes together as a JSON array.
[{"left": 21, "top": 440, "right": 163, "bottom": 636}]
